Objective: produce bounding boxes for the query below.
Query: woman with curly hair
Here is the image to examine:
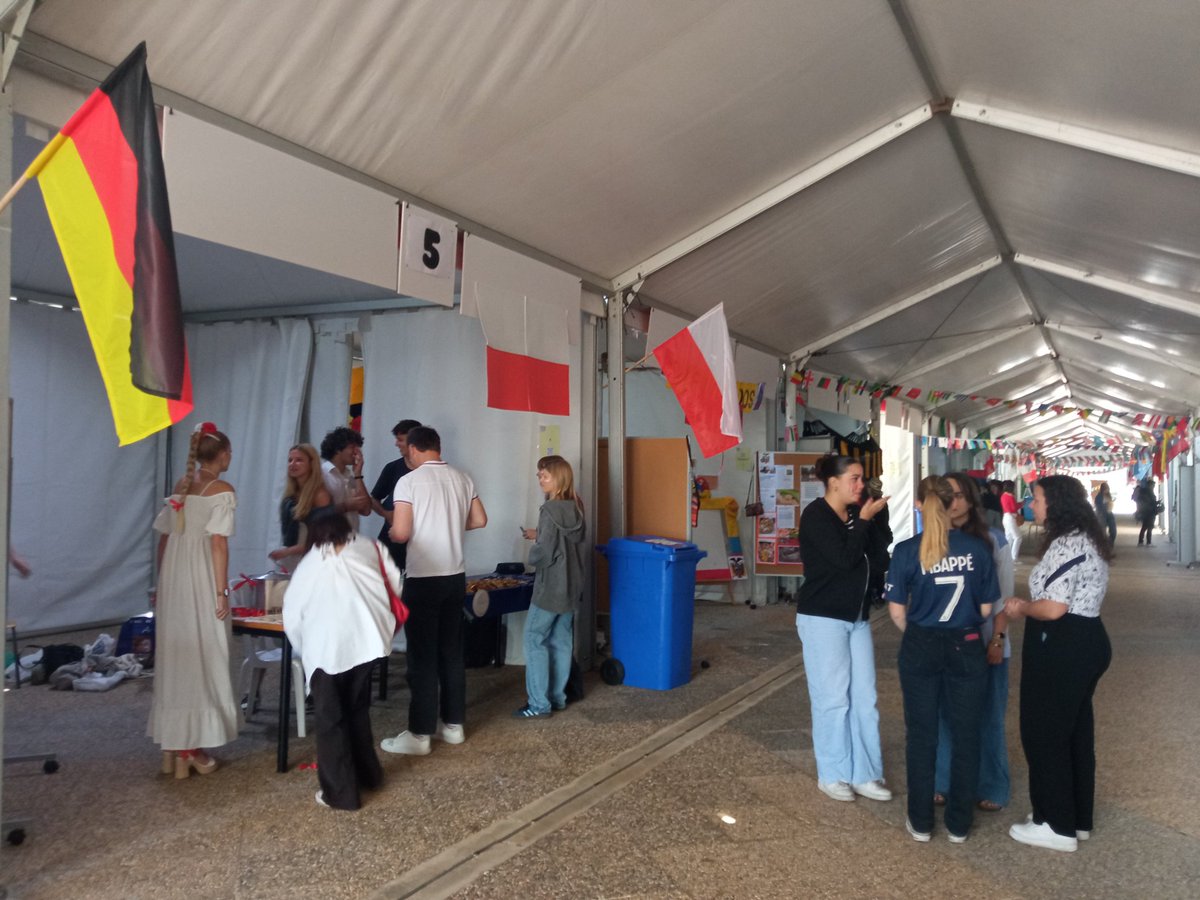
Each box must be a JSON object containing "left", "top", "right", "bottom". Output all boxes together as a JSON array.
[{"left": 1005, "top": 475, "right": 1113, "bottom": 852}]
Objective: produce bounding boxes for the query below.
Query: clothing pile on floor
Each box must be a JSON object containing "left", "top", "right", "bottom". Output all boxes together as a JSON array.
[{"left": 4, "top": 634, "right": 145, "bottom": 691}]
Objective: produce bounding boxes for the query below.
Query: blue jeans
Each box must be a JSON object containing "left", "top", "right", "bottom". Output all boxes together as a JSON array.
[
  {"left": 899, "top": 623, "right": 987, "bottom": 836},
  {"left": 523, "top": 606, "right": 574, "bottom": 714},
  {"left": 795, "top": 614, "right": 883, "bottom": 785},
  {"left": 934, "top": 658, "right": 1010, "bottom": 806}
]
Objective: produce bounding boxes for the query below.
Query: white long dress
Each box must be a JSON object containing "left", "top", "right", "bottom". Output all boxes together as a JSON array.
[{"left": 148, "top": 490, "right": 241, "bottom": 750}]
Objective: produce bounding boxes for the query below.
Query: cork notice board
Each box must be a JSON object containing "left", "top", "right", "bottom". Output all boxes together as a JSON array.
[{"left": 754, "top": 452, "right": 823, "bottom": 576}]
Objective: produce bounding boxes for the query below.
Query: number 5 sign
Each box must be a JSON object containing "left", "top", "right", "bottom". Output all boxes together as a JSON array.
[{"left": 398, "top": 202, "right": 458, "bottom": 307}]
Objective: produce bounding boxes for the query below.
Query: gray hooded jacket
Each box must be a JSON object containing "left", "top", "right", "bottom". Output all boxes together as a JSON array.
[{"left": 528, "top": 499, "right": 587, "bottom": 614}]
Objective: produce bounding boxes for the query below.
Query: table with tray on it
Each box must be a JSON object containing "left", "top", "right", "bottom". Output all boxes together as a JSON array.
[{"left": 463, "top": 572, "right": 534, "bottom": 668}]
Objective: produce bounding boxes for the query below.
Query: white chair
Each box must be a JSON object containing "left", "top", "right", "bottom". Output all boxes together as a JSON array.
[{"left": 237, "top": 636, "right": 307, "bottom": 737}]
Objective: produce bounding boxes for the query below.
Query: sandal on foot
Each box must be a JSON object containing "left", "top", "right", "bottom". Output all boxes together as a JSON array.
[
  {"left": 933, "top": 792, "right": 946, "bottom": 806},
  {"left": 977, "top": 799, "right": 1004, "bottom": 812}
]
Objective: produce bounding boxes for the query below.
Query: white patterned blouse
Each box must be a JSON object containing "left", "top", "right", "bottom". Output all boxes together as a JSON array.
[{"left": 1028, "top": 531, "right": 1109, "bottom": 618}]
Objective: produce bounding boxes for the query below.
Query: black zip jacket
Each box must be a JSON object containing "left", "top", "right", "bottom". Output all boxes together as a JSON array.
[{"left": 795, "top": 496, "right": 881, "bottom": 622}]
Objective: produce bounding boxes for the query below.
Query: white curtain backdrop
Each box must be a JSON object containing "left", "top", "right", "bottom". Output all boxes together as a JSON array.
[
  {"left": 300, "top": 316, "right": 355, "bottom": 448},
  {"left": 360, "top": 306, "right": 582, "bottom": 578},
  {"left": 168, "top": 319, "right": 312, "bottom": 583},
  {"left": 8, "top": 302, "right": 158, "bottom": 631}
]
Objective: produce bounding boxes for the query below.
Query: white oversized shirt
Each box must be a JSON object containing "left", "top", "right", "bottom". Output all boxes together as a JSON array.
[
  {"left": 321, "top": 458, "right": 360, "bottom": 531},
  {"left": 282, "top": 535, "right": 400, "bottom": 692}
]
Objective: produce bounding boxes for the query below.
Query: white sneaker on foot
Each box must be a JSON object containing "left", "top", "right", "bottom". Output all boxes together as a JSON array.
[
  {"left": 818, "top": 781, "right": 855, "bottom": 802},
  {"left": 1076, "top": 829, "right": 1090, "bottom": 841},
  {"left": 851, "top": 780, "right": 893, "bottom": 802},
  {"left": 315, "top": 790, "right": 329, "bottom": 808},
  {"left": 947, "top": 831, "right": 968, "bottom": 844},
  {"left": 1009, "top": 820, "right": 1078, "bottom": 852},
  {"left": 434, "top": 721, "right": 465, "bottom": 744},
  {"left": 906, "top": 818, "right": 931, "bottom": 842},
  {"left": 380, "top": 730, "right": 431, "bottom": 756}
]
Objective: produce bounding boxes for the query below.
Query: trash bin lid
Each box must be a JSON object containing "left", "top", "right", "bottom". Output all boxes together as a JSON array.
[{"left": 601, "top": 535, "right": 704, "bottom": 559}]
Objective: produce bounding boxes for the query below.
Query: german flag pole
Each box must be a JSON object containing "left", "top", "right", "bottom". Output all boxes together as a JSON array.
[{"left": 0, "top": 42, "right": 193, "bottom": 445}]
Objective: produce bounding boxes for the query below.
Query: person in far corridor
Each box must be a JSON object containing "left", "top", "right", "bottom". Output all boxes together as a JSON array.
[
  {"left": 1000, "top": 480, "right": 1023, "bottom": 561},
  {"left": 1093, "top": 483, "right": 1117, "bottom": 550},
  {"left": 369, "top": 419, "right": 421, "bottom": 570},
  {"left": 1005, "top": 476, "right": 1112, "bottom": 853},
  {"left": 381, "top": 427, "right": 487, "bottom": 756},
  {"left": 1133, "top": 478, "right": 1157, "bottom": 546},
  {"left": 795, "top": 454, "right": 893, "bottom": 805}
]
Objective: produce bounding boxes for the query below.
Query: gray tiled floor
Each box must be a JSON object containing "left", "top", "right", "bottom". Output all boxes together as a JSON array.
[{"left": 3, "top": 523, "right": 1198, "bottom": 899}]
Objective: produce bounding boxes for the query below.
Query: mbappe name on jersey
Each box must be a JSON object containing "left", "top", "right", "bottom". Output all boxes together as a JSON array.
[{"left": 920, "top": 555, "right": 976, "bottom": 576}]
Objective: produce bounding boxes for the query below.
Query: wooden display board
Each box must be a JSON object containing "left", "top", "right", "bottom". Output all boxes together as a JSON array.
[
  {"left": 596, "top": 437, "right": 691, "bottom": 610},
  {"left": 753, "top": 452, "right": 823, "bottom": 577}
]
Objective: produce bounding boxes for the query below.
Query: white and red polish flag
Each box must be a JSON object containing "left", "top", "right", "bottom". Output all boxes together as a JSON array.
[
  {"left": 478, "top": 286, "right": 570, "bottom": 416},
  {"left": 652, "top": 303, "right": 743, "bottom": 457}
]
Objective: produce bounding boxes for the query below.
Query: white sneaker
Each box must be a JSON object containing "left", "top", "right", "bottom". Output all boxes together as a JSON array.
[
  {"left": 1009, "top": 820, "right": 1078, "bottom": 852},
  {"left": 1077, "top": 829, "right": 1090, "bottom": 841},
  {"left": 905, "top": 818, "right": 931, "bottom": 842},
  {"left": 818, "top": 781, "right": 855, "bottom": 802},
  {"left": 434, "top": 721, "right": 465, "bottom": 744},
  {"left": 947, "top": 832, "right": 968, "bottom": 844},
  {"left": 380, "top": 730, "right": 431, "bottom": 756},
  {"left": 315, "top": 790, "right": 329, "bottom": 808},
  {"left": 851, "top": 780, "right": 893, "bottom": 802}
]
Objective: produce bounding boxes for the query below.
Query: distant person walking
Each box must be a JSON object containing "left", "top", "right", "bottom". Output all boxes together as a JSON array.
[
  {"left": 1000, "top": 480, "right": 1023, "bottom": 561},
  {"left": 1093, "top": 483, "right": 1117, "bottom": 549},
  {"left": 1132, "top": 478, "right": 1157, "bottom": 546}
]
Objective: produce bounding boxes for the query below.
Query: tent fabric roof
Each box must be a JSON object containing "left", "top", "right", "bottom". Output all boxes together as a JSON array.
[{"left": 15, "top": 0, "right": 1200, "bottom": 448}]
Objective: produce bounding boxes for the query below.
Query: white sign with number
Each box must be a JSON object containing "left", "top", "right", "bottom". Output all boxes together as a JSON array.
[{"left": 398, "top": 202, "right": 457, "bottom": 307}]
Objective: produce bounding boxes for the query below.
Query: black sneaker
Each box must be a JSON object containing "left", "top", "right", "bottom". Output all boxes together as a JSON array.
[{"left": 512, "top": 705, "right": 551, "bottom": 719}]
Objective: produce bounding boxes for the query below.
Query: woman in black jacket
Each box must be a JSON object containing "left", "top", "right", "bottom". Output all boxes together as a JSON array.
[{"left": 796, "top": 455, "right": 892, "bottom": 804}]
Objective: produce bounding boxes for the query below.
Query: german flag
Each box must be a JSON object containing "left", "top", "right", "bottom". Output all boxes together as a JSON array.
[{"left": 25, "top": 42, "right": 191, "bottom": 445}]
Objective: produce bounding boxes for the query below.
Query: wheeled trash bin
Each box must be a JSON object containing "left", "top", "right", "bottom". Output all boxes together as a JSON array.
[{"left": 598, "top": 536, "right": 707, "bottom": 690}]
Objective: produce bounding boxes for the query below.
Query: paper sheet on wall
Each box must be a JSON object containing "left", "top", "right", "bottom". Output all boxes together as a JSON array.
[
  {"left": 800, "top": 480, "right": 823, "bottom": 511},
  {"left": 735, "top": 447, "right": 754, "bottom": 471},
  {"left": 539, "top": 425, "right": 561, "bottom": 458}
]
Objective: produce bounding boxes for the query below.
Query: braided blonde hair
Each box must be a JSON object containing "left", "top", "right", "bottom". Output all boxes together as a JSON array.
[{"left": 176, "top": 424, "right": 231, "bottom": 529}]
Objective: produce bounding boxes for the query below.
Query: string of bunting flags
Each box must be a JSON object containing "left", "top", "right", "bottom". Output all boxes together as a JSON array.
[{"left": 790, "top": 368, "right": 1190, "bottom": 434}]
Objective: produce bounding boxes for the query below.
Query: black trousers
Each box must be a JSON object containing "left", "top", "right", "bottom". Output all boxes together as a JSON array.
[
  {"left": 403, "top": 573, "right": 467, "bottom": 735},
  {"left": 311, "top": 660, "right": 384, "bottom": 810},
  {"left": 1019, "top": 614, "right": 1111, "bottom": 836},
  {"left": 898, "top": 623, "right": 987, "bottom": 836}
]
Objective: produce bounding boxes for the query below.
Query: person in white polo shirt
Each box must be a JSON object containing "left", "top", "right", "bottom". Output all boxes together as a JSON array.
[{"left": 381, "top": 426, "right": 487, "bottom": 755}]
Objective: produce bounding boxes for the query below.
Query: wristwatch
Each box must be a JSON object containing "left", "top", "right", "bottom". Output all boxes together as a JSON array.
[{"left": 219, "top": 587, "right": 230, "bottom": 597}]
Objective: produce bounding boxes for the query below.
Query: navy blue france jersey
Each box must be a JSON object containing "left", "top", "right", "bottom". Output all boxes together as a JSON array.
[{"left": 885, "top": 530, "right": 1000, "bottom": 628}]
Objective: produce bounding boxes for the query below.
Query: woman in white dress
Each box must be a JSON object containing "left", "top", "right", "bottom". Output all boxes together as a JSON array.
[{"left": 149, "top": 423, "right": 241, "bottom": 778}]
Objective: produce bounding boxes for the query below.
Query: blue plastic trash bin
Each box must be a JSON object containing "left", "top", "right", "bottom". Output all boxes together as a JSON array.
[{"left": 598, "top": 536, "right": 707, "bottom": 690}]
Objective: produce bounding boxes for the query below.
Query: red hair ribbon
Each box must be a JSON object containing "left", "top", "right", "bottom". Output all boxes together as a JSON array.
[
  {"left": 168, "top": 497, "right": 184, "bottom": 511},
  {"left": 232, "top": 573, "right": 256, "bottom": 591},
  {"left": 194, "top": 421, "right": 218, "bottom": 435}
]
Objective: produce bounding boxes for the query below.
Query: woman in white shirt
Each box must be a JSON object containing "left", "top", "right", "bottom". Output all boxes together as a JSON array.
[
  {"left": 1004, "top": 476, "right": 1112, "bottom": 852},
  {"left": 284, "top": 511, "right": 399, "bottom": 810}
]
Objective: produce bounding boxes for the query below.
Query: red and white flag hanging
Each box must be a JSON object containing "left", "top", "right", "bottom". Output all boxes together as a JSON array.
[
  {"left": 477, "top": 285, "right": 570, "bottom": 416},
  {"left": 652, "top": 303, "right": 743, "bottom": 457}
]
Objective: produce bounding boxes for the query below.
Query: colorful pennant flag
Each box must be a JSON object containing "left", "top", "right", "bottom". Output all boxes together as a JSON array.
[{"left": 26, "top": 42, "right": 192, "bottom": 445}]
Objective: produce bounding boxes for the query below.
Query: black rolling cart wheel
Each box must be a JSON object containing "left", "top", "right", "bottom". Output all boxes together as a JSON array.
[{"left": 600, "top": 657, "right": 625, "bottom": 686}]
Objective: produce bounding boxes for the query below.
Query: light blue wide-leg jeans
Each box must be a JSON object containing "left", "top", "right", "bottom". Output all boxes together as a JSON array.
[
  {"left": 524, "top": 606, "right": 575, "bottom": 713},
  {"left": 796, "top": 613, "right": 884, "bottom": 785}
]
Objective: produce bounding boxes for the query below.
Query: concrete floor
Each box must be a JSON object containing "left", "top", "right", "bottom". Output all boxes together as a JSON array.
[{"left": 2, "top": 522, "right": 1198, "bottom": 899}]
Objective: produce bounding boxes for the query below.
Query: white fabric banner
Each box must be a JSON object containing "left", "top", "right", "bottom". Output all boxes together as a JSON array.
[
  {"left": 360, "top": 307, "right": 581, "bottom": 579},
  {"left": 168, "top": 319, "right": 312, "bottom": 583},
  {"left": 8, "top": 302, "right": 158, "bottom": 631}
]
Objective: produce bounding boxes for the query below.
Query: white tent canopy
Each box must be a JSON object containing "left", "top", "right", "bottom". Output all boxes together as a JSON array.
[{"left": 9, "top": 0, "right": 1198, "bottom": 448}]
